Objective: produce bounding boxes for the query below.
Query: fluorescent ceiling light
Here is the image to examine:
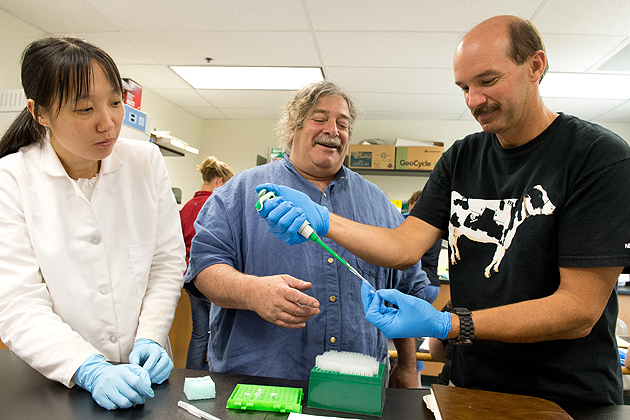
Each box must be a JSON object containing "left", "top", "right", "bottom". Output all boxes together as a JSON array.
[
  {"left": 170, "top": 66, "right": 324, "bottom": 90},
  {"left": 540, "top": 73, "right": 630, "bottom": 99}
]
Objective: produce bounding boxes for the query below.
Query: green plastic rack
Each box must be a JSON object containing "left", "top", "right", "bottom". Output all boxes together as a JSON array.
[
  {"left": 307, "top": 363, "right": 386, "bottom": 416},
  {"left": 226, "top": 384, "right": 303, "bottom": 413}
]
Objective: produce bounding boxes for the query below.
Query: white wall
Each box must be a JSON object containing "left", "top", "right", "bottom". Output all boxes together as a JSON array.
[
  {"left": 138, "top": 89, "right": 203, "bottom": 205},
  {"left": 200, "top": 119, "right": 276, "bottom": 177},
  {"left": 0, "top": 11, "right": 43, "bottom": 89}
]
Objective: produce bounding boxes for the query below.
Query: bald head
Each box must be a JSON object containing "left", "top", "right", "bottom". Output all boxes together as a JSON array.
[{"left": 456, "top": 15, "right": 548, "bottom": 82}]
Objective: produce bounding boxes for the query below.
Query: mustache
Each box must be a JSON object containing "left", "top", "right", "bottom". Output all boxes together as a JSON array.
[
  {"left": 472, "top": 104, "right": 500, "bottom": 119},
  {"left": 312, "top": 135, "right": 342, "bottom": 148}
]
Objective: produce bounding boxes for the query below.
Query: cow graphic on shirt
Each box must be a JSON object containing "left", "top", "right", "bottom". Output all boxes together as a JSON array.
[{"left": 448, "top": 185, "right": 556, "bottom": 278}]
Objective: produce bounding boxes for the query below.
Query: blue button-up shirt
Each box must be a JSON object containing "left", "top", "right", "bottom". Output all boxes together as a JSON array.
[{"left": 185, "top": 156, "right": 428, "bottom": 380}]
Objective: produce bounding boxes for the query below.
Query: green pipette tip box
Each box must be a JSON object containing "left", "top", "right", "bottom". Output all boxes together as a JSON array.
[
  {"left": 226, "top": 384, "right": 303, "bottom": 413},
  {"left": 307, "top": 363, "right": 386, "bottom": 416}
]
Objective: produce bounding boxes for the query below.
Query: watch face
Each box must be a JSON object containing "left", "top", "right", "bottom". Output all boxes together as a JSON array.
[{"left": 453, "top": 307, "right": 471, "bottom": 316}]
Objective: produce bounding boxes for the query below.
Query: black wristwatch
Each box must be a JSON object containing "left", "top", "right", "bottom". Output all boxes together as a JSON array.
[{"left": 450, "top": 307, "right": 474, "bottom": 345}]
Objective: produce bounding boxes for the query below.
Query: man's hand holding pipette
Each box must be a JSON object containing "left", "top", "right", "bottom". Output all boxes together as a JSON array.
[{"left": 362, "top": 287, "right": 451, "bottom": 340}]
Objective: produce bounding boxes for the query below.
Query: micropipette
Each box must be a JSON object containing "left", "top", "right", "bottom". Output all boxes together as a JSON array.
[{"left": 257, "top": 189, "right": 376, "bottom": 292}]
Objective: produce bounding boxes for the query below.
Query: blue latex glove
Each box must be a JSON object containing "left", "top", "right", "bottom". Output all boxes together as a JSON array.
[
  {"left": 257, "top": 198, "right": 310, "bottom": 245},
  {"left": 256, "top": 184, "right": 329, "bottom": 243},
  {"left": 364, "top": 289, "right": 451, "bottom": 340},
  {"left": 75, "top": 354, "right": 154, "bottom": 410},
  {"left": 128, "top": 339, "right": 173, "bottom": 384},
  {"left": 360, "top": 281, "right": 378, "bottom": 314}
]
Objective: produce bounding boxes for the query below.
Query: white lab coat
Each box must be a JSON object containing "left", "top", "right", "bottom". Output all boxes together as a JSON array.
[{"left": 0, "top": 138, "right": 186, "bottom": 387}]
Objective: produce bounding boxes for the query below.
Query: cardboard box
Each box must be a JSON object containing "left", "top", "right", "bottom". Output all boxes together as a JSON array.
[
  {"left": 395, "top": 143, "right": 444, "bottom": 171},
  {"left": 348, "top": 144, "right": 395, "bottom": 169},
  {"left": 122, "top": 78, "right": 142, "bottom": 110}
]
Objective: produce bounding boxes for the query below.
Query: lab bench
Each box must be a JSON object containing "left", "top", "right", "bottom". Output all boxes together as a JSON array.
[{"left": 1, "top": 349, "right": 629, "bottom": 420}]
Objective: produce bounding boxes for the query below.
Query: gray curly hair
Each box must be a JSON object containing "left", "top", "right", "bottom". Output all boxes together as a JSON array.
[{"left": 275, "top": 81, "right": 360, "bottom": 153}]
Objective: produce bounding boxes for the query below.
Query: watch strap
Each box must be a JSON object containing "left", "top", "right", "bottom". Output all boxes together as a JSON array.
[{"left": 451, "top": 307, "right": 474, "bottom": 345}]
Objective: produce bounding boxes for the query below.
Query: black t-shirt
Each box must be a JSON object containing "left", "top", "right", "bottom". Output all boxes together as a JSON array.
[
  {"left": 411, "top": 113, "right": 630, "bottom": 405},
  {"left": 421, "top": 239, "right": 442, "bottom": 286}
]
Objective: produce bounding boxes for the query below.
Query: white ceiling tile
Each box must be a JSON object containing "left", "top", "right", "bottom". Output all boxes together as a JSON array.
[
  {"left": 116, "top": 64, "right": 191, "bottom": 89},
  {"left": 361, "top": 111, "right": 465, "bottom": 120},
  {"left": 152, "top": 89, "right": 214, "bottom": 108},
  {"left": 535, "top": 0, "right": 630, "bottom": 35},
  {"left": 196, "top": 90, "right": 293, "bottom": 110},
  {"left": 354, "top": 92, "right": 467, "bottom": 114},
  {"left": 218, "top": 108, "right": 283, "bottom": 119},
  {"left": 89, "top": 0, "right": 309, "bottom": 31},
  {"left": 127, "top": 31, "right": 319, "bottom": 66},
  {"left": 184, "top": 107, "right": 228, "bottom": 120},
  {"left": 2, "top": 1, "right": 630, "bottom": 122},
  {"left": 543, "top": 97, "right": 627, "bottom": 121},
  {"left": 316, "top": 32, "right": 463, "bottom": 69},
  {"left": 542, "top": 34, "right": 627, "bottom": 73},
  {"left": 324, "top": 67, "right": 461, "bottom": 95},
  {"left": 458, "top": 110, "right": 475, "bottom": 120},
  {"left": 0, "top": 0, "right": 118, "bottom": 32},
  {"left": 306, "top": 0, "right": 542, "bottom": 31},
  {"left": 592, "top": 100, "right": 630, "bottom": 122},
  {"left": 73, "top": 32, "right": 160, "bottom": 65}
]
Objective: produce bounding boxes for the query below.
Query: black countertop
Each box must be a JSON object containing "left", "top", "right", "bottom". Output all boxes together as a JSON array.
[{"left": 1, "top": 349, "right": 628, "bottom": 419}]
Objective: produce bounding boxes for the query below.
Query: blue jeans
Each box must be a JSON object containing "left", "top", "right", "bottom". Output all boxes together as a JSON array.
[{"left": 185, "top": 290, "right": 210, "bottom": 371}]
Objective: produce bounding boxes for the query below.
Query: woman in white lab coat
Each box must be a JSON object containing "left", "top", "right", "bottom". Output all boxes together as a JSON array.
[{"left": 0, "top": 37, "right": 186, "bottom": 410}]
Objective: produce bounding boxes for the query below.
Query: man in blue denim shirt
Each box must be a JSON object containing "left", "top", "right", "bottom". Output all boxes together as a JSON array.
[{"left": 184, "top": 81, "right": 428, "bottom": 385}]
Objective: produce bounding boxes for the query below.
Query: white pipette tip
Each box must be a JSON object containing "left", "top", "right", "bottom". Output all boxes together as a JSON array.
[
  {"left": 348, "top": 266, "right": 376, "bottom": 292},
  {"left": 178, "top": 401, "right": 223, "bottom": 420}
]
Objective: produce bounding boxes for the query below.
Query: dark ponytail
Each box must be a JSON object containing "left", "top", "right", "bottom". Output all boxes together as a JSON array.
[
  {"left": 0, "top": 36, "right": 123, "bottom": 159},
  {"left": 0, "top": 108, "right": 46, "bottom": 158}
]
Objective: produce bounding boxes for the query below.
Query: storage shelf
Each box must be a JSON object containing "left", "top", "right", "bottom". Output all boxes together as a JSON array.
[
  {"left": 257, "top": 155, "right": 431, "bottom": 176},
  {"left": 349, "top": 168, "right": 431, "bottom": 176}
]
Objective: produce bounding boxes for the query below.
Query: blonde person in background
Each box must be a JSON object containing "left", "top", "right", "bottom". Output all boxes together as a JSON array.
[
  {"left": 180, "top": 156, "right": 234, "bottom": 370},
  {"left": 0, "top": 37, "right": 186, "bottom": 410}
]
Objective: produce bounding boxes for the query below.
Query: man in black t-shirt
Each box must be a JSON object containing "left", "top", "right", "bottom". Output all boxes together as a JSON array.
[{"left": 258, "top": 15, "right": 630, "bottom": 405}]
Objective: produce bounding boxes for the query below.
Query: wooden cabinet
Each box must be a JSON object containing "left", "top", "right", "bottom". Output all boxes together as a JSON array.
[{"left": 168, "top": 290, "right": 193, "bottom": 369}]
